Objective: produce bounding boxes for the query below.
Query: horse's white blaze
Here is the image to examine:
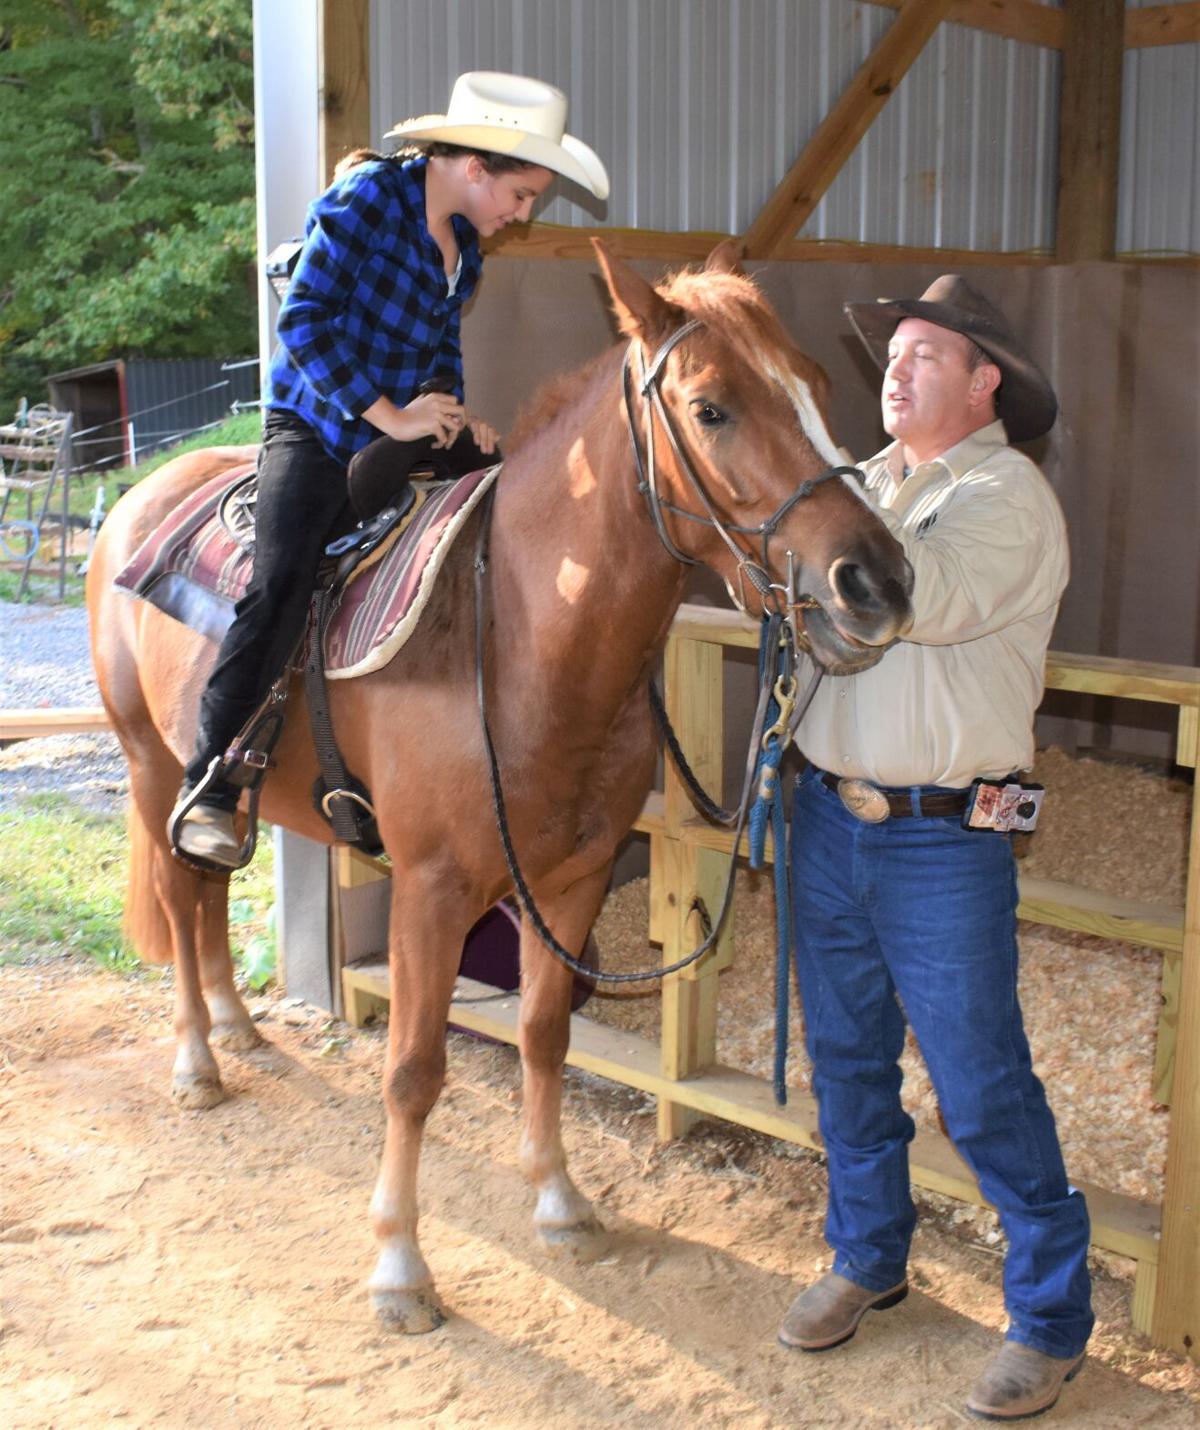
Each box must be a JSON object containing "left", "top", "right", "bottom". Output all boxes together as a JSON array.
[
  {"left": 556, "top": 555, "right": 590, "bottom": 604},
  {"left": 567, "top": 438, "right": 597, "bottom": 498},
  {"left": 765, "top": 358, "right": 869, "bottom": 502}
]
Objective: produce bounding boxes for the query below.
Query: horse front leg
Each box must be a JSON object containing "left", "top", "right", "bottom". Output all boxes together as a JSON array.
[
  {"left": 518, "top": 867, "right": 612, "bottom": 1260},
  {"left": 148, "top": 841, "right": 227, "bottom": 1109},
  {"left": 368, "top": 872, "right": 469, "bottom": 1333}
]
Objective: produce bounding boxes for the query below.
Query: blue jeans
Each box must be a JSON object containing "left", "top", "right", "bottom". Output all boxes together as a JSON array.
[{"left": 790, "top": 767, "right": 1093, "bottom": 1359}]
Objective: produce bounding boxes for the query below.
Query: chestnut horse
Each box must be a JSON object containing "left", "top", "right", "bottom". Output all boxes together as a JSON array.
[{"left": 87, "top": 243, "right": 912, "bottom": 1332}]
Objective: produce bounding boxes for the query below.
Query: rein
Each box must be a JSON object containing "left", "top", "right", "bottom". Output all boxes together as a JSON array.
[{"left": 473, "top": 479, "right": 786, "bottom": 983}]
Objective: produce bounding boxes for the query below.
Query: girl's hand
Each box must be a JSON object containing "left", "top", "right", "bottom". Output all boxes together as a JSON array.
[
  {"left": 366, "top": 392, "right": 465, "bottom": 447},
  {"left": 403, "top": 391, "right": 466, "bottom": 448},
  {"left": 466, "top": 415, "right": 499, "bottom": 455}
]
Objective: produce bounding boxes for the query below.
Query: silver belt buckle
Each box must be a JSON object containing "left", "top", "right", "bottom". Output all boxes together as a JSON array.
[{"left": 836, "top": 777, "right": 891, "bottom": 823}]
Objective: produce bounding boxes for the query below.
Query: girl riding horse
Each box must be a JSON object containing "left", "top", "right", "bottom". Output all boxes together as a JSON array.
[{"left": 173, "top": 71, "right": 609, "bottom": 867}]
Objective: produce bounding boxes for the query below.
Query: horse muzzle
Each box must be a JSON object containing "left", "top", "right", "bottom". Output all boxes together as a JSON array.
[{"left": 795, "top": 550, "right": 914, "bottom": 675}]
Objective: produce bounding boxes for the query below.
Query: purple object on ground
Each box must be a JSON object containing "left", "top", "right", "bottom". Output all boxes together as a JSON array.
[{"left": 454, "top": 900, "right": 593, "bottom": 1024}]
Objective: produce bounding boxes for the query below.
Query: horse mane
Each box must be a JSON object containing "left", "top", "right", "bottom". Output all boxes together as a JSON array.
[{"left": 506, "top": 348, "right": 613, "bottom": 455}]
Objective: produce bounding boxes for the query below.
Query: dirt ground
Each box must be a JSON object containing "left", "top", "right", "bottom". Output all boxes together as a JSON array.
[{"left": 1, "top": 956, "right": 1197, "bottom": 1429}]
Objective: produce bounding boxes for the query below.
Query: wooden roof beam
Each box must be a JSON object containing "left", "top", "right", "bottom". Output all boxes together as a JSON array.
[
  {"left": 743, "top": 0, "right": 954, "bottom": 260},
  {"left": 863, "top": 0, "right": 1065, "bottom": 49},
  {"left": 870, "top": 0, "right": 1200, "bottom": 50},
  {"left": 1127, "top": 3, "right": 1200, "bottom": 48}
]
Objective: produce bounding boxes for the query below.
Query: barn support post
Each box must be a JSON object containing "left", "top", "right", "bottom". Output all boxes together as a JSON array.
[
  {"left": 1055, "top": 0, "right": 1124, "bottom": 262},
  {"left": 318, "top": 0, "right": 372, "bottom": 187},
  {"left": 252, "top": 0, "right": 320, "bottom": 387}
]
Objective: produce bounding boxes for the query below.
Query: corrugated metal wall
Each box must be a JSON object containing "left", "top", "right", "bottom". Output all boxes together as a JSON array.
[
  {"left": 1120, "top": 0, "right": 1200, "bottom": 256},
  {"left": 370, "top": 0, "right": 1198, "bottom": 256},
  {"left": 123, "top": 359, "right": 259, "bottom": 458}
]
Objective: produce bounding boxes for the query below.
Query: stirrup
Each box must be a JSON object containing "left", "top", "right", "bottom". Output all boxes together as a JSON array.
[
  {"left": 168, "top": 759, "right": 260, "bottom": 873},
  {"left": 324, "top": 483, "right": 416, "bottom": 560}
]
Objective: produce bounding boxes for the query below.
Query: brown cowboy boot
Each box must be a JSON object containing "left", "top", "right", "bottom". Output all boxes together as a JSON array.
[
  {"left": 778, "top": 1271, "right": 908, "bottom": 1351},
  {"left": 966, "top": 1341, "right": 1085, "bottom": 1421},
  {"left": 171, "top": 802, "right": 242, "bottom": 868}
]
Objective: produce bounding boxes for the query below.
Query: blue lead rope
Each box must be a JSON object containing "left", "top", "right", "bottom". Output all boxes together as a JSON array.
[{"left": 748, "top": 621, "right": 794, "bottom": 1107}]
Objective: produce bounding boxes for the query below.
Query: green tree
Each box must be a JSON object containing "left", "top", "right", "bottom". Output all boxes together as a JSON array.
[{"left": 0, "top": 0, "right": 256, "bottom": 414}]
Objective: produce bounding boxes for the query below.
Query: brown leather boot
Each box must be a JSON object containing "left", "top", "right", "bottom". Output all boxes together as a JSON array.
[
  {"left": 778, "top": 1271, "right": 908, "bottom": 1351},
  {"left": 966, "top": 1341, "right": 1085, "bottom": 1421},
  {"left": 171, "top": 802, "right": 242, "bottom": 868}
]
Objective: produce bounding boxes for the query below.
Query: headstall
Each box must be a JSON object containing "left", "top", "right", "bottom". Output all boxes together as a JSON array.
[{"left": 620, "top": 321, "right": 865, "bottom": 661}]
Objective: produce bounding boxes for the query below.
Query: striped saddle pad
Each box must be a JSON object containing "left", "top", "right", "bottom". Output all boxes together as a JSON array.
[{"left": 113, "top": 461, "right": 499, "bottom": 678}]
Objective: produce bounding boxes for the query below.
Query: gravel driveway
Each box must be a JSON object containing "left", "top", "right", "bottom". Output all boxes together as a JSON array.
[{"left": 0, "top": 601, "right": 127, "bottom": 813}]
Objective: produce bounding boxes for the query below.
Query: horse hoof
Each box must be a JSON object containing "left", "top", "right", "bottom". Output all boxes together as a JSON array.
[
  {"left": 371, "top": 1287, "right": 447, "bottom": 1334},
  {"left": 537, "top": 1218, "right": 610, "bottom": 1262},
  {"left": 209, "top": 1022, "right": 264, "bottom": 1052},
  {"left": 172, "top": 1073, "right": 227, "bottom": 1110}
]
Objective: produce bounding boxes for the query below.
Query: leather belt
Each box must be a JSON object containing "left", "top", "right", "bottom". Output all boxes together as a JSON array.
[{"left": 817, "top": 770, "right": 970, "bottom": 822}]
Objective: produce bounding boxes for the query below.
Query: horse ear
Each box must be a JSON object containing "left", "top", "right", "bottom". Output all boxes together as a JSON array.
[
  {"left": 591, "top": 238, "right": 677, "bottom": 343},
  {"left": 704, "top": 239, "right": 747, "bottom": 277}
]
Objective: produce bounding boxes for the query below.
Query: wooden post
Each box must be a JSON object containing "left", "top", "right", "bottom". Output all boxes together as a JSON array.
[
  {"left": 657, "top": 839, "right": 730, "bottom": 1140},
  {"left": 1055, "top": 0, "right": 1124, "bottom": 262},
  {"left": 1153, "top": 762, "right": 1200, "bottom": 1359},
  {"left": 743, "top": 0, "right": 954, "bottom": 258},
  {"left": 656, "top": 633, "right": 727, "bottom": 1140},
  {"left": 318, "top": 0, "right": 371, "bottom": 187}
]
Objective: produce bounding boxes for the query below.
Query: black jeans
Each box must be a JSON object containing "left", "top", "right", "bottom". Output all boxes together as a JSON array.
[{"left": 185, "top": 410, "right": 350, "bottom": 806}]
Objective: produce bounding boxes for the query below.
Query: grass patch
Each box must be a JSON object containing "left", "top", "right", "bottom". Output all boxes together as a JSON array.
[
  {"left": 0, "top": 793, "right": 276, "bottom": 984},
  {"left": 94, "top": 409, "right": 261, "bottom": 497}
]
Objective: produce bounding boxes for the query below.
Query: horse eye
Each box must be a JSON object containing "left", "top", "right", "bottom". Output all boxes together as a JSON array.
[{"left": 691, "top": 399, "right": 727, "bottom": 428}]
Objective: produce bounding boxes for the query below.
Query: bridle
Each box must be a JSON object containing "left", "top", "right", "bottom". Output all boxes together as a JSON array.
[{"left": 621, "top": 318, "right": 866, "bottom": 656}]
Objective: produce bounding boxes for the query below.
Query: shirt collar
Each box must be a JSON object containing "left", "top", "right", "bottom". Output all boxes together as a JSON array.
[{"left": 880, "top": 418, "right": 1010, "bottom": 485}]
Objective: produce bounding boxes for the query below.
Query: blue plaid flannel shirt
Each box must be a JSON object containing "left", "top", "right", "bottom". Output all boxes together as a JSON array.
[{"left": 265, "top": 157, "right": 482, "bottom": 464}]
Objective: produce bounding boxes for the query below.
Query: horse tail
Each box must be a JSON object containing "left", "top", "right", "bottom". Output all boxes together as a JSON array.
[{"left": 123, "top": 797, "right": 174, "bottom": 965}]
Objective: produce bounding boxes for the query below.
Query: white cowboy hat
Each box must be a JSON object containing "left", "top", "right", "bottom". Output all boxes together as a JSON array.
[{"left": 384, "top": 71, "right": 609, "bottom": 201}]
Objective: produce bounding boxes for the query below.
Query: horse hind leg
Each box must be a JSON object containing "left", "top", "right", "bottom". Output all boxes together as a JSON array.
[
  {"left": 517, "top": 867, "right": 611, "bottom": 1261},
  {"left": 125, "top": 751, "right": 229, "bottom": 1108},
  {"left": 368, "top": 870, "right": 471, "bottom": 1333}
]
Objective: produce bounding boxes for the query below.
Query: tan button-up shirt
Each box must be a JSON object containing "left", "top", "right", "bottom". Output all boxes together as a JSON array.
[{"left": 797, "top": 421, "right": 1069, "bottom": 789}]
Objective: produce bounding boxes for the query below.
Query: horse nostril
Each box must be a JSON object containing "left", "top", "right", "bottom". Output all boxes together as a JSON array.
[{"left": 832, "top": 559, "right": 873, "bottom": 608}]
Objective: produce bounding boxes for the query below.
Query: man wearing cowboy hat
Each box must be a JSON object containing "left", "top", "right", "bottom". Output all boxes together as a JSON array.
[{"left": 781, "top": 278, "right": 1092, "bottom": 1421}]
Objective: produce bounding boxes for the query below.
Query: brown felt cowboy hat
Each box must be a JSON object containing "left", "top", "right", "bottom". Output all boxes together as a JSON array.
[{"left": 844, "top": 275, "right": 1058, "bottom": 442}]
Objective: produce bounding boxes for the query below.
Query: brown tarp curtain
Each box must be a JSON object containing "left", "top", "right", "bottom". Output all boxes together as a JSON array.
[{"left": 462, "top": 258, "right": 1199, "bottom": 765}]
